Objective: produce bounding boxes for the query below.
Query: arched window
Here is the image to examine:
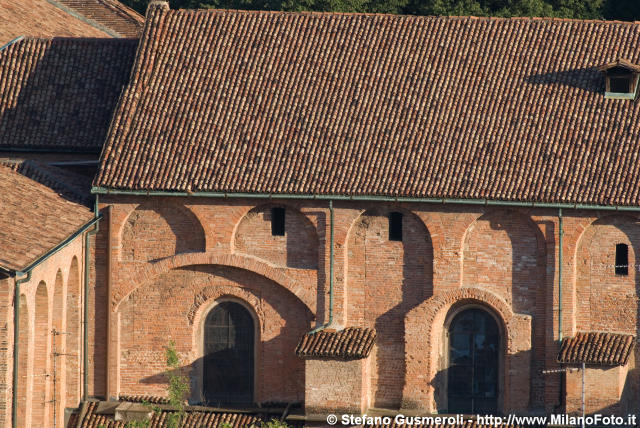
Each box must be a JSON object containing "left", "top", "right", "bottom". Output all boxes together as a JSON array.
[
  {"left": 448, "top": 308, "right": 500, "bottom": 414},
  {"left": 203, "top": 301, "right": 254, "bottom": 405}
]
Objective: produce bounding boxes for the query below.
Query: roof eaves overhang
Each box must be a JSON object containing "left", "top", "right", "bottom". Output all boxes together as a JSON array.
[{"left": 91, "top": 186, "right": 640, "bottom": 212}]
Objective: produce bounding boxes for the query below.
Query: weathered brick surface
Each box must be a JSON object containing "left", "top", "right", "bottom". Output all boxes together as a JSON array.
[
  {"left": 2, "top": 238, "right": 86, "bottom": 428},
  {"left": 87, "top": 196, "right": 640, "bottom": 419},
  {"left": 565, "top": 365, "right": 631, "bottom": 415},
  {"left": 304, "top": 357, "right": 372, "bottom": 415}
]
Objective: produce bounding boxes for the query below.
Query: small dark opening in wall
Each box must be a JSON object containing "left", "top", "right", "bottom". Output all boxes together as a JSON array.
[
  {"left": 271, "top": 207, "right": 285, "bottom": 236},
  {"left": 389, "top": 212, "right": 403, "bottom": 241},
  {"left": 610, "top": 76, "right": 631, "bottom": 93},
  {"left": 615, "top": 243, "right": 629, "bottom": 275}
]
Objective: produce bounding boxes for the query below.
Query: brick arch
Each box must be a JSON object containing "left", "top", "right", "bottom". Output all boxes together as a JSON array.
[
  {"left": 462, "top": 209, "right": 546, "bottom": 313},
  {"left": 403, "top": 287, "right": 531, "bottom": 413},
  {"left": 113, "top": 252, "right": 315, "bottom": 314},
  {"left": 66, "top": 256, "right": 81, "bottom": 407},
  {"left": 33, "top": 281, "right": 51, "bottom": 427},
  {"left": 344, "top": 204, "right": 435, "bottom": 311},
  {"left": 189, "top": 291, "right": 263, "bottom": 403},
  {"left": 119, "top": 200, "right": 206, "bottom": 263},
  {"left": 52, "top": 269, "right": 66, "bottom": 424},
  {"left": 575, "top": 213, "right": 640, "bottom": 333},
  {"left": 345, "top": 205, "right": 434, "bottom": 408},
  {"left": 16, "top": 294, "right": 29, "bottom": 427},
  {"left": 233, "top": 203, "right": 319, "bottom": 269},
  {"left": 188, "top": 286, "right": 263, "bottom": 326}
]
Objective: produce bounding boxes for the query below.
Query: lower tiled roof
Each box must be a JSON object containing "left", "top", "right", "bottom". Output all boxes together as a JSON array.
[
  {"left": 57, "top": 0, "right": 144, "bottom": 38},
  {"left": 557, "top": 332, "right": 635, "bottom": 366},
  {"left": 2, "top": 160, "right": 92, "bottom": 206},
  {"left": 117, "top": 394, "right": 170, "bottom": 404},
  {"left": 295, "top": 327, "right": 376, "bottom": 360},
  {"left": 69, "top": 400, "right": 304, "bottom": 428},
  {"left": 0, "top": 161, "right": 93, "bottom": 271},
  {"left": 0, "top": 0, "right": 108, "bottom": 44}
]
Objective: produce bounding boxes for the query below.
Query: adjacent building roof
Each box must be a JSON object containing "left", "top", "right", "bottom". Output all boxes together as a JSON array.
[
  {"left": 0, "top": 0, "right": 108, "bottom": 44},
  {"left": 67, "top": 400, "right": 304, "bottom": 428},
  {"left": 55, "top": 0, "right": 144, "bottom": 37},
  {"left": 0, "top": 37, "right": 137, "bottom": 152},
  {"left": 0, "top": 160, "right": 93, "bottom": 271},
  {"left": 557, "top": 332, "right": 635, "bottom": 366},
  {"left": 295, "top": 327, "right": 376, "bottom": 359},
  {"left": 0, "top": 0, "right": 143, "bottom": 45},
  {"left": 96, "top": 5, "right": 640, "bottom": 207}
]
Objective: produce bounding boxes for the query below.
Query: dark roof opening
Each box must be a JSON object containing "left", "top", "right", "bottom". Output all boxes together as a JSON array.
[{"left": 599, "top": 59, "right": 640, "bottom": 99}]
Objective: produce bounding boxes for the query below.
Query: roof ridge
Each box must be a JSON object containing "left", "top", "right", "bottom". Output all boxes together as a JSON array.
[
  {"left": 44, "top": 0, "right": 119, "bottom": 37},
  {"left": 93, "top": 0, "right": 145, "bottom": 24},
  {"left": 159, "top": 7, "right": 640, "bottom": 25}
]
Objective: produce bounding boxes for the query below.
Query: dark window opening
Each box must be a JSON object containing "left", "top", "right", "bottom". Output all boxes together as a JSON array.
[
  {"left": 204, "top": 301, "right": 254, "bottom": 405},
  {"left": 271, "top": 207, "right": 285, "bottom": 236},
  {"left": 610, "top": 76, "right": 631, "bottom": 93},
  {"left": 389, "top": 212, "right": 403, "bottom": 241},
  {"left": 448, "top": 308, "right": 499, "bottom": 414},
  {"left": 615, "top": 243, "right": 629, "bottom": 275}
]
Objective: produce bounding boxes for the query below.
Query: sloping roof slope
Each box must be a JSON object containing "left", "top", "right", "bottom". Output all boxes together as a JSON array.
[
  {"left": 0, "top": 160, "right": 93, "bottom": 271},
  {"left": 68, "top": 400, "right": 304, "bottom": 428},
  {"left": 0, "top": 0, "right": 143, "bottom": 45},
  {"left": 1, "top": 0, "right": 106, "bottom": 44},
  {"left": 296, "top": 327, "right": 376, "bottom": 359},
  {"left": 0, "top": 37, "right": 137, "bottom": 151},
  {"left": 95, "top": 5, "right": 640, "bottom": 206},
  {"left": 56, "top": 0, "right": 144, "bottom": 37},
  {"left": 557, "top": 332, "right": 635, "bottom": 366}
]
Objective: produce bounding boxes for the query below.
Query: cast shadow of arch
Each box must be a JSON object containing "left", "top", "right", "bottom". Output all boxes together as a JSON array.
[
  {"left": 139, "top": 332, "right": 306, "bottom": 409},
  {"left": 234, "top": 204, "right": 322, "bottom": 270},
  {"left": 476, "top": 211, "right": 549, "bottom": 411},
  {"left": 122, "top": 201, "right": 206, "bottom": 263},
  {"left": 367, "top": 208, "right": 434, "bottom": 408}
]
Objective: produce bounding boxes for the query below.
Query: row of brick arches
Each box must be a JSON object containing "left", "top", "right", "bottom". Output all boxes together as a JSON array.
[
  {"left": 16, "top": 257, "right": 81, "bottom": 428},
  {"left": 203, "top": 299, "right": 501, "bottom": 414}
]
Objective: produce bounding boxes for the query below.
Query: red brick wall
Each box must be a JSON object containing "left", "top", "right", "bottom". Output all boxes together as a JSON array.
[
  {"left": 31, "top": 282, "right": 49, "bottom": 427},
  {"left": 235, "top": 204, "right": 318, "bottom": 269},
  {"left": 97, "top": 196, "right": 640, "bottom": 416},
  {"left": 116, "top": 265, "right": 312, "bottom": 403},
  {"left": 346, "top": 207, "right": 433, "bottom": 408},
  {"left": 121, "top": 201, "right": 206, "bottom": 263}
]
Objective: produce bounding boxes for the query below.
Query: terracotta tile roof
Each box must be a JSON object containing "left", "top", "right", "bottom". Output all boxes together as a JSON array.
[
  {"left": 295, "top": 327, "right": 376, "bottom": 359},
  {"left": 56, "top": 0, "right": 144, "bottom": 37},
  {"left": 96, "top": 6, "right": 640, "bottom": 207},
  {"left": 0, "top": 37, "right": 137, "bottom": 151},
  {"left": 69, "top": 400, "right": 304, "bottom": 428},
  {"left": 557, "top": 332, "right": 635, "bottom": 366},
  {"left": 117, "top": 394, "right": 170, "bottom": 404},
  {"left": 0, "top": 161, "right": 93, "bottom": 271},
  {"left": 0, "top": 0, "right": 108, "bottom": 45},
  {"left": 1, "top": 159, "right": 93, "bottom": 205}
]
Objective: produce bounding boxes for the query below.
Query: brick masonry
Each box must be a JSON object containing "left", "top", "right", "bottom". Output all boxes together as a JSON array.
[
  {"left": 0, "top": 238, "right": 85, "bottom": 428},
  {"left": 6, "top": 196, "right": 640, "bottom": 427},
  {"left": 89, "top": 196, "right": 640, "bottom": 417}
]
